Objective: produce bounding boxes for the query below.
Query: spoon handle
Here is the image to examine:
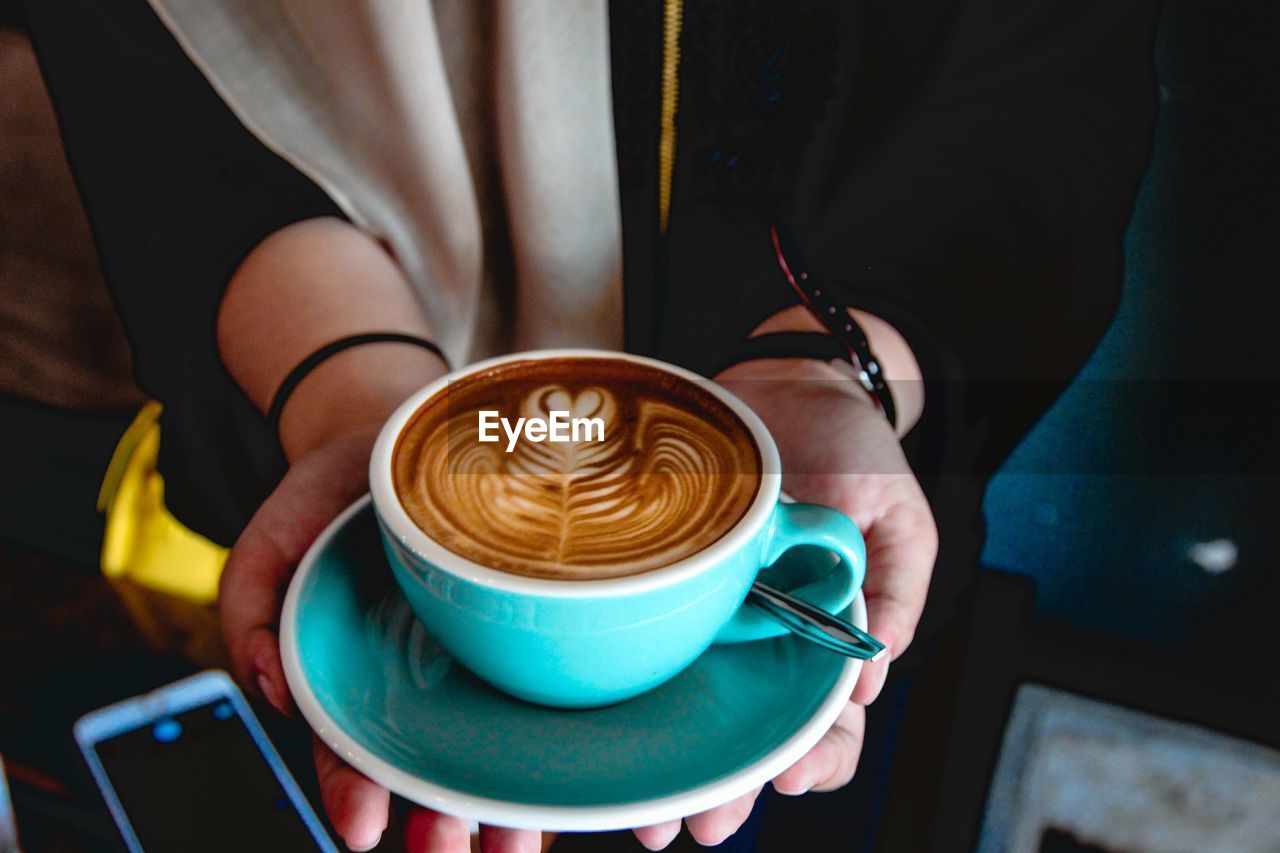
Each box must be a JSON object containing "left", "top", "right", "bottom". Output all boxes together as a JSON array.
[{"left": 747, "top": 582, "right": 887, "bottom": 661}]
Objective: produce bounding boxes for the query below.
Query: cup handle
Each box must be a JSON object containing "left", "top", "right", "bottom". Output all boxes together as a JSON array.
[{"left": 715, "top": 503, "right": 866, "bottom": 644}]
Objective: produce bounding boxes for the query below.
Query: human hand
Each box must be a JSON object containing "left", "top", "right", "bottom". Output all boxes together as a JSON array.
[
  {"left": 215, "top": 215, "right": 550, "bottom": 848},
  {"left": 220, "top": 423, "right": 548, "bottom": 852},
  {"left": 631, "top": 358, "right": 938, "bottom": 849},
  {"left": 221, "top": 347, "right": 934, "bottom": 851}
]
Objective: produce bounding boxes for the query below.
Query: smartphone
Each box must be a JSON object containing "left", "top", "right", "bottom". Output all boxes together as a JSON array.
[
  {"left": 74, "top": 670, "right": 336, "bottom": 852},
  {"left": 0, "top": 754, "right": 18, "bottom": 853}
]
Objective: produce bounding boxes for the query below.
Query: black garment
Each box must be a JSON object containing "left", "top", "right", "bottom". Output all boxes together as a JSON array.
[
  {"left": 25, "top": 0, "right": 344, "bottom": 543},
  {"left": 614, "top": 0, "right": 1158, "bottom": 638},
  {"left": 26, "top": 0, "right": 1157, "bottom": 642}
]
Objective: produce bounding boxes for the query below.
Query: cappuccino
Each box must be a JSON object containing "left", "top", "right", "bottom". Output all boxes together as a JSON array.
[{"left": 391, "top": 357, "right": 760, "bottom": 580}]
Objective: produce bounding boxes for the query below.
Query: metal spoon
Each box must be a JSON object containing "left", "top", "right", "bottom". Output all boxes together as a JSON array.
[{"left": 747, "top": 581, "right": 887, "bottom": 661}]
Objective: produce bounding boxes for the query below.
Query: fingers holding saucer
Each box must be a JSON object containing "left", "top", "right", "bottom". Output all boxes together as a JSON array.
[
  {"left": 683, "top": 786, "right": 762, "bottom": 847},
  {"left": 248, "top": 630, "right": 293, "bottom": 716},
  {"left": 312, "top": 736, "right": 390, "bottom": 851},
  {"left": 633, "top": 819, "right": 682, "bottom": 850},
  {"left": 851, "top": 653, "right": 892, "bottom": 708},
  {"left": 403, "top": 808, "right": 472, "bottom": 852},
  {"left": 218, "top": 531, "right": 293, "bottom": 702},
  {"left": 772, "top": 702, "right": 866, "bottom": 795},
  {"left": 478, "top": 824, "right": 544, "bottom": 853},
  {"left": 851, "top": 586, "right": 914, "bottom": 706}
]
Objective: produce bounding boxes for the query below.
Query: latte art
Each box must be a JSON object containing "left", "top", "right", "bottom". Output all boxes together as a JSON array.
[{"left": 392, "top": 358, "right": 760, "bottom": 579}]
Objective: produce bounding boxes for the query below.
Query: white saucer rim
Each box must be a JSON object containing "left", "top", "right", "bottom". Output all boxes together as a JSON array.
[{"left": 281, "top": 494, "right": 865, "bottom": 832}]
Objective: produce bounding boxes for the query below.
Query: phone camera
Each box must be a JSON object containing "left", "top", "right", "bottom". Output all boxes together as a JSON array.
[{"left": 152, "top": 718, "right": 182, "bottom": 743}]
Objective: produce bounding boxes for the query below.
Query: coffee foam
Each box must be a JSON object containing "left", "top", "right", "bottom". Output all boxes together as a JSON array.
[{"left": 392, "top": 358, "right": 761, "bottom": 579}]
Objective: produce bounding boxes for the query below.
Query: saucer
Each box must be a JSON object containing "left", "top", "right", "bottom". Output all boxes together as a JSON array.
[{"left": 281, "top": 496, "right": 864, "bottom": 831}]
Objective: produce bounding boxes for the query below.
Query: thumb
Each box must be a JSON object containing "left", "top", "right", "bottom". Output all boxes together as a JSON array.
[
  {"left": 849, "top": 512, "right": 936, "bottom": 706},
  {"left": 850, "top": 584, "right": 923, "bottom": 705},
  {"left": 219, "top": 523, "right": 298, "bottom": 715},
  {"left": 219, "top": 437, "right": 372, "bottom": 710}
]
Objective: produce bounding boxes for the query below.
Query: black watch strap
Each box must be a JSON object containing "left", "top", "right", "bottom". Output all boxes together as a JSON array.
[{"left": 769, "top": 224, "right": 898, "bottom": 429}]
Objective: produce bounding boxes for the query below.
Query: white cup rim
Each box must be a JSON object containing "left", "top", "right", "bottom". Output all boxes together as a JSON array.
[{"left": 369, "top": 349, "right": 782, "bottom": 599}]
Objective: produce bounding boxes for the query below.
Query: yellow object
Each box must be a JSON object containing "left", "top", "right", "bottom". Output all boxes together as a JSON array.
[
  {"left": 98, "top": 402, "right": 229, "bottom": 603},
  {"left": 658, "top": 0, "right": 684, "bottom": 235}
]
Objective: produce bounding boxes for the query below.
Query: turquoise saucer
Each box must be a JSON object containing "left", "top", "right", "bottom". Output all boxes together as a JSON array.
[{"left": 281, "top": 497, "right": 863, "bottom": 831}]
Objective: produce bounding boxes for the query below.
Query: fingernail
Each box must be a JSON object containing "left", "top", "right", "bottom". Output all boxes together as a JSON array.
[
  {"left": 872, "top": 661, "right": 890, "bottom": 701},
  {"left": 257, "top": 672, "right": 284, "bottom": 715},
  {"left": 637, "top": 822, "right": 682, "bottom": 850},
  {"left": 346, "top": 834, "right": 381, "bottom": 853},
  {"left": 639, "top": 832, "right": 676, "bottom": 851},
  {"left": 773, "top": 777, "right": 811, "bottom": 796}
]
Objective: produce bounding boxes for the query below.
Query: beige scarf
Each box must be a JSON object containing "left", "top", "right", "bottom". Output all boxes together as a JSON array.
[{"left": 147, "top": 0, "right": 624, "bottom": 366}]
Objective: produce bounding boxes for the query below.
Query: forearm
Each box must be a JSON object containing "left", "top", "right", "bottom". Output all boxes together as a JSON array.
[{"left": 217, "top": 217, "right": 446, "bottom": 463}]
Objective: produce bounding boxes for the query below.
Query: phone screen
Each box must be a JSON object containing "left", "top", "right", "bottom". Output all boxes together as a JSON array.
[{"left": 91, "top": 698, "right": 325, "bottom": 851}]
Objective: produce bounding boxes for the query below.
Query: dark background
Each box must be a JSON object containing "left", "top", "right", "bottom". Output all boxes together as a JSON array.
[{"left": 982, "top": 0, "right": 1278, "bottom": 678}]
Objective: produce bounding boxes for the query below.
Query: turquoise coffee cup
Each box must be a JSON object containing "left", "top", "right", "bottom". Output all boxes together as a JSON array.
[{"left": 369, "top": 350, "right": 865, "bottom": 708}]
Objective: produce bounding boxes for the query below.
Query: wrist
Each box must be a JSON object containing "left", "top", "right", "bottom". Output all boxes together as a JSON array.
[
  {"left": 279, "top": 342, "right": 448, "bottom": 462},
  {"left": 714, "top": 357, "right": 885, "bottom": 424},
  {"left": 743, "top": 305, "right": 924, "bottom": 437}
]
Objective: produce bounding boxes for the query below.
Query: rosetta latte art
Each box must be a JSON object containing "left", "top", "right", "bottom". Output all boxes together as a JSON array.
[{"left": 393, "top": 359, "right": 761, "bottom": 579}]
